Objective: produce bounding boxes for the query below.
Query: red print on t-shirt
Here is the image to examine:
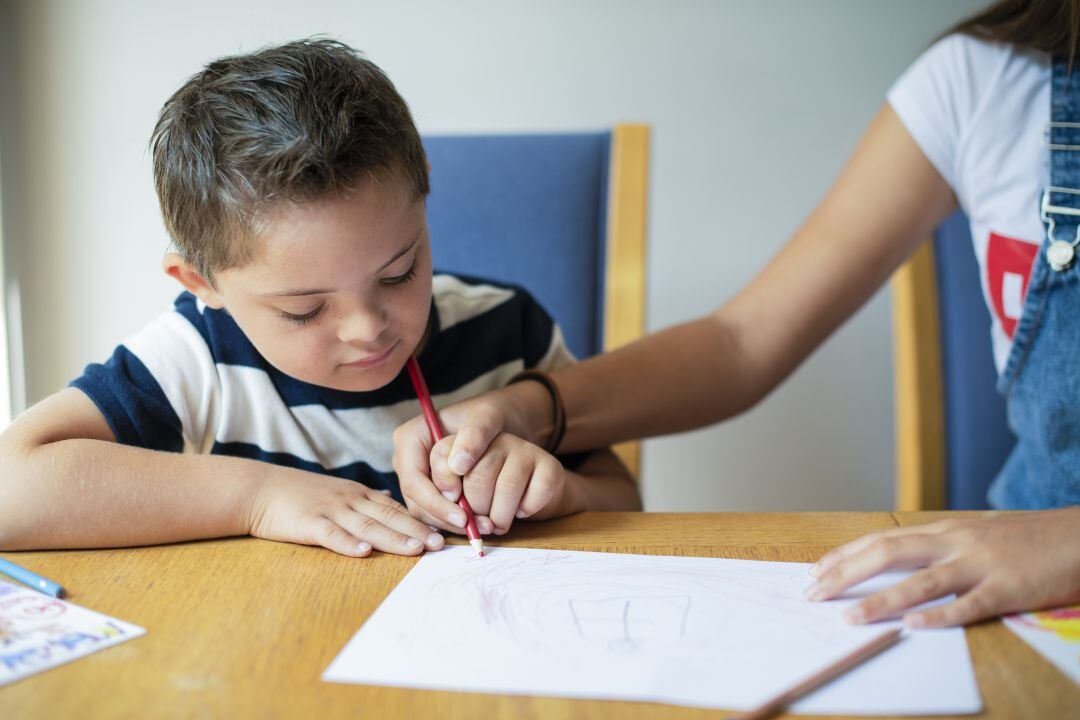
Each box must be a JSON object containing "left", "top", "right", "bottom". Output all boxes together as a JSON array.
[{"left": 986, "top": 231, "right": 1039, "bottom": 338}]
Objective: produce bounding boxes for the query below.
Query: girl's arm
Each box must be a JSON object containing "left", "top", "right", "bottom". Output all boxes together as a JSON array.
[{"left": 396, "top": 103, "right": 957, "bottom": 513}]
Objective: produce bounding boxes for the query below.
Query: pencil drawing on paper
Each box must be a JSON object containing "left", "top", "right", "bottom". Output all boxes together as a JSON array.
[
  {"left": 323, "top": 546, "right": 982, "bottom": 716},
  {"left": 423, "top": 550, "right": 838, "bottom": 661}
]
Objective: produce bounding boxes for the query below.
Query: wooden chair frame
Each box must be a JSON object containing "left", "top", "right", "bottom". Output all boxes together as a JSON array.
[
  {"left": 891, "top": 239, "right": 946, "bottom": 510},
  {"left": 603, "top": 124, "right": 650, "bottom": 478}
]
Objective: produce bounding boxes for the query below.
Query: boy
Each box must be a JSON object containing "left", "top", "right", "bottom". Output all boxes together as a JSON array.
[{"left": 0, "top": 39, "right": 640, "bottom": 557}]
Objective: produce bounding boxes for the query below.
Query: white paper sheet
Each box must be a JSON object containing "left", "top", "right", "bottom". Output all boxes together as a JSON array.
[
  {"left": 324, "top": 546, "right": 981, "bottom": 715},
  {"left": 0, "top": 580, "right": 145, "bottom": 685},
  {"left": 1003, "top": 607, "right": 1080, "bottom": 685}
]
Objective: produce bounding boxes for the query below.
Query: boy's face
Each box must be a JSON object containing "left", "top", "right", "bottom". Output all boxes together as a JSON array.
[{"left": 189, "top": 175, "right": 432, "bottom": 392}]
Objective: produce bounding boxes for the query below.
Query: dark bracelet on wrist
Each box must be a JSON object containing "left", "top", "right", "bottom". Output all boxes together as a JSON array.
[{"left": 507, "top": 369, "right": 567, "bottom": 455}]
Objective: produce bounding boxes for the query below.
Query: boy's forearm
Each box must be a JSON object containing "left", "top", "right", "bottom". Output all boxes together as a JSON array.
[{"left": 0, "top": 438, "right": 268, "bottom": 550}]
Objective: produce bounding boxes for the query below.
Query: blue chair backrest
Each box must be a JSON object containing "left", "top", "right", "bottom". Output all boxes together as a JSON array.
[
  {"left": 933, "top": 211, "right": 1017, "bottom": 508},
  {"left": 422, "top": 133, "right": 611, "bottom": 359}
]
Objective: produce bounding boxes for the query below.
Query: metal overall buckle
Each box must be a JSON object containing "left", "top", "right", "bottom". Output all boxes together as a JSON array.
[
  {"left": 1040, "top": 186, "right": 1080, "bottom": 272},
  {"left": 1042, "top": 123, "right": 1080, "bottom": 272}
]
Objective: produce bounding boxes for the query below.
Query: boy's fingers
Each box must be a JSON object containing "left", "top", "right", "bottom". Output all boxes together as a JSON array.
[
  {"left": 808, "top": 534, "right": 946, "bottom": 601},
  {"left": 844, "top": 563, "right": 968, "bottom": 624},
  {"left": 515, "top": 458, "right": 562, "bottom": 520},
  {"left": 448, "top": 403, "right": 506, "bottom": 475},
  {"left": 430, "top": 437, "right": 464, "bottom": 500},
  {"left": 404, "top": 499, "right": 459, "bottom": 535},
  {"left": 349, "top": 501, "right": 444, "bottom": 552},
  {"left": 402, "top": 475, "right": 469, "bottom": 531},
  {"left": 364, "top": 487, "right": 407, "bottom": 511},
  {"left": 311, "top": 518, "right": 374, "bottom": 558},
  {"left": 335, "top": 510, "right": 429, "bottom": 556},
  {"left": 393, "top": 425, "right": 467, "bottom": 531},
  {"left": 487, "top": 452, "right": 533, "bottom": 533}
]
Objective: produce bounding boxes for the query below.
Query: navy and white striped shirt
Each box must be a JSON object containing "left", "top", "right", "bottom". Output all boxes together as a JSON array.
[{"left": 71, "top": 273, "right": 575, "bottom": 501}]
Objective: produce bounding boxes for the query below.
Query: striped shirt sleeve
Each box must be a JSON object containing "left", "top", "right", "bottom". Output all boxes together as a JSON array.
[{"left": 70, "top": 303, "right": 221, "bottom": 454}]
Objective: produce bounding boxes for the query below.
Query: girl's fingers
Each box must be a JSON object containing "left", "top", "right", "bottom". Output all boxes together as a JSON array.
[
  {"left": 486, "top": 452, "right": 533, "bottom": 533},
  {"left": 844, "top": 562, "right": 970, "bottom": 624},
  {"left": 447, "top": 403, "right": 506, "bottom": 476},
  {"left": 515, "top": 458, "right": 562, "bottom": 519},
  {"left": 811, "top": 524, "right": 938, "bottom": 577},
  {"left": 904, "top": 583, "right": 1002, "bottom": 628},
  {"left": 461, "top": 444, "right": 506, "bottom": 517},
  {"left": 310, "top": 517, "right": 374, "bottom": 558},
  {"left": 807, "top": 534, "right": 947, "bottom": 601}
]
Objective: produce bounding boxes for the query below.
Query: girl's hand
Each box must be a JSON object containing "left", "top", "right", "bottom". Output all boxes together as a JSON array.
[
  {"left": 805, "top": 507, "right": 1080, "bottom": 627},
  {"left": 400, "top": 431, "right": 572, "bottom": 536},
  {"left": 248, "top": 471, "right": 444, "bottom": 557}
]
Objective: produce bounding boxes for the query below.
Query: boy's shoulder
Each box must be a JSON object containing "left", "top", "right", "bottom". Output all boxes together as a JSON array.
[
  {"left": 161, "top": 291, "right": 263, "bottom": 369},
  {"left": 430, "top": 272, "right": 560, "bottom": 370},
  {"left": 432, "top": 272, "right": 549, "bottom": 329}
]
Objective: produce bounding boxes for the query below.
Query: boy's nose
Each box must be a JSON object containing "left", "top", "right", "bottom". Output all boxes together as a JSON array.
[{"left": 337, "top": 302, "right": 390, "bottom": 344}]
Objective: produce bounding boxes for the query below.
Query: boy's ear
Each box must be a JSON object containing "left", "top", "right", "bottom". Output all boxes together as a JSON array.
[{"left": 162, "top": 252, "right": 226, "bottom": 309}]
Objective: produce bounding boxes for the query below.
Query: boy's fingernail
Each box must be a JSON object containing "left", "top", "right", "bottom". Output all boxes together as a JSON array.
[
  {"left": 477, "top": 517, "right": 494, "bottom": 534},
  {"left": 804, "top": 584, "right": 824, "bottom": 601},
  {"left": 357, "top": 542, "right": 372, "bottom": 553},
  {"left": 426, "top": 533, "right": 444, "bottom": 548},
  {"left": 441, "top": 490, "right": 459, "bottom": 502},
  {"left": 808, "top": 562, "right": 820, "bottom": 576},
  {"left": 379, "top": 488, "right": 392, "bottom": 495},
  {"left": 450, "top": 511, "right": 466, "bottom": 526},
  {"left": 449, "top": 452, "right": 474, "bottom": 474},
  {"left": 844, "top": 606, "right": 865, "bottom": 624},
  {"left": 516, "top": 510, "right": 527, "bottom": 519},
  {"left": 405, "top": 538, "right": 422, "bottom": 549},
  {"left": 427, "top": 524, "right": 439, "bottom": 532}
]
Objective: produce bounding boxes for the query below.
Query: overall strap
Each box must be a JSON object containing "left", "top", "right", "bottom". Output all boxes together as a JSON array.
[{"left": 1043, "top": 57, "right": 1080, "bottom": 271}]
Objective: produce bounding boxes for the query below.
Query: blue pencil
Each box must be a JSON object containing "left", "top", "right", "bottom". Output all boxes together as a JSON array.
[{"left": 0, "top": 557, "right": 65, "bottom": 598}]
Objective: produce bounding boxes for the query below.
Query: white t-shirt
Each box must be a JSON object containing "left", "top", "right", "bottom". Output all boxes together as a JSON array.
[{"left": 887, "top": 33, "right": 1051, "bottom": 374}]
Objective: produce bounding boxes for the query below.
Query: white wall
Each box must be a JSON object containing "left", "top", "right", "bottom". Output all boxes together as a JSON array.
[{"left": 5, "top": 0, "right": 985, "bottom": 510}]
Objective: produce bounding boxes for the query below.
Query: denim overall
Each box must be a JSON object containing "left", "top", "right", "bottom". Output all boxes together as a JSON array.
[{"left": 989, "top": 57, "right": 1080, "bottom": 509}]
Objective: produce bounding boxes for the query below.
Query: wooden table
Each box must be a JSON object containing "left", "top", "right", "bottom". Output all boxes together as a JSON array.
[{"left": 1, "top": 512, "right": 1076, "bottom": 718}]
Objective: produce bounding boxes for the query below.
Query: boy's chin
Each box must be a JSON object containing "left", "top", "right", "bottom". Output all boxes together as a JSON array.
[{"left": 318, "top": 354, "right": 411, "bottom": 393}]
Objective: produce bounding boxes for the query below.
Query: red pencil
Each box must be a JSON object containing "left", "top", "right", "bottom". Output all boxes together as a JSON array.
[{"left": 405, "top": 356, "right": 485, "bottom": 557}]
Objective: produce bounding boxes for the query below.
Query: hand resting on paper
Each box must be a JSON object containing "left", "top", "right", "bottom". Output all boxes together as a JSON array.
[{"left": 805, "top": 507, "right": 1080, "bottom": 628}]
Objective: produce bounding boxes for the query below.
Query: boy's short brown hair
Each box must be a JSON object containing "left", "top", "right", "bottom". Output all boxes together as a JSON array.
[{"left": 151, "top": 38, "right": 429, "bottom": 279}]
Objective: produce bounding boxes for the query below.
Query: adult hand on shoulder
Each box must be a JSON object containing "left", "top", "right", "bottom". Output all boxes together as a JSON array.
[
  {"left": 247, "top": 470, "right": 444, "bottom": 557},
  {"left": 805, "top": 507, "right": 1080, "bottom": 627}
]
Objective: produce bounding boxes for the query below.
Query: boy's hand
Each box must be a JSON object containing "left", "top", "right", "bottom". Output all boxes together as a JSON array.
[
  {"left": 399, "top": 431, "right": 574, "bottom": 536},
  {"left": 805, "top": 507, "right": 1080, "bottom": 627},
  {"left": 248, "top": 471, "right": 444, "bottom": 557}
]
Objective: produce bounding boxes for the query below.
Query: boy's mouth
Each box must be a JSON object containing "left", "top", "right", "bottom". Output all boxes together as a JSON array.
[{"left": 342, "top": 341, "right": 399, "bottom": 369}]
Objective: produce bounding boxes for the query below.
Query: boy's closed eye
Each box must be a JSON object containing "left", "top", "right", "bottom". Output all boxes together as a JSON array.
[{"left": 280, "top": 304, "right": 325, "bottom": 325}]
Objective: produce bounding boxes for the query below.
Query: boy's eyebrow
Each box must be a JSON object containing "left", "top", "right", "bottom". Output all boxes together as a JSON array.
[
  {"left": 377, "top": 231, "right": 423, "bottom": 272},
  {"left": 261, "top": 230, "right": 423, "bottom": 298}
]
